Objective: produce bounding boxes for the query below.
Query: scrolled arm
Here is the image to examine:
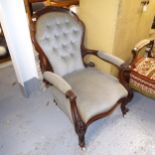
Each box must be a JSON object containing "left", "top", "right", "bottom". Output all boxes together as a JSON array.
[
  {"left": 97, "top": 50, "right": 124, "bottom": 67},
  {"left": 133, "top": 39, "right": 150, "bottom": 52},
  {"left": 132, "top": 38, "right": 154, "bottom": 59},
  {"left": 43, "top": 71, "right": 83, "bottom": 127},
  {"left": 83, "top": 48, "right": 125, "bottom": 68},
  {"left": 43, "top": 71, "right": 73, "bottom": 95}
]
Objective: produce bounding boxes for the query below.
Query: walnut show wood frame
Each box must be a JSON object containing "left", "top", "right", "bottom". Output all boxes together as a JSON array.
[{"left": 30, "top": 6, "right": 133, "bottom": 148}]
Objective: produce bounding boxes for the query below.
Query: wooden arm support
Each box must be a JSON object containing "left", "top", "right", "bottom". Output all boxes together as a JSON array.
[
  {"left": 65, "top": 90, "right": 86, "bottom": 147},
  {"left": 119, "top": 63, "right": 133, "bottom": 101},
  {"left": 132, "top": 39, "right": 154, "bottom": 60},
  {"left": 83, "top": 48, "right": 124, "bottom": 69},
  {"left": 83, "top": 48, "right": 133, "bottom": 101}
]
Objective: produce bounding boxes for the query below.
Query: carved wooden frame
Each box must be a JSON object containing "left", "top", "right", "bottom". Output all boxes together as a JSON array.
[
  {"left": 30, "top": 6, "right": 133, "bottom": 148},
  {"left": 131, "top": 39, "right": 154, "bottom": 62}
]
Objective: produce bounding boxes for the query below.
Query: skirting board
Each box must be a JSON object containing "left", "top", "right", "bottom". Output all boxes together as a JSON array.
[{"left": 20, "top": 77, "right": 42, "bottom": 97}]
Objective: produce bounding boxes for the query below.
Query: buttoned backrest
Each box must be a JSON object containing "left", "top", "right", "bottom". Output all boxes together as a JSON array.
[{"left": 35, "top": 11, "right": 84, "bottom": 76}]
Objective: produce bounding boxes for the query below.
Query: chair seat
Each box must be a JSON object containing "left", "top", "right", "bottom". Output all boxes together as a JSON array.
[
  {"left": 130, "top": 57, "right": 155, "bottom": 99},
  {"left": 51, "top": 68, "right": 128, "bottom": 123}
]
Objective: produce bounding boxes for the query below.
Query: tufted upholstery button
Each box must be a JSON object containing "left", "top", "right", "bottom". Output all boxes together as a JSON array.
[
  {"left": 54, "top": 35, "right": 59, "bottom": 40},
  {"left": 70, "top": 53, "right": 74, "bottom": 57},
  {"left": 46, "top": 25, "right": 51, "bottom": 29},
  {"left": 65, "top": 19, "right": 69, "bottom": 23},
  {"left": 65, "top": 22, "right": 70, "bottom": 26},
  {"left": 44, "top": 37, "right": 50, "bottom": 42},
  {"left": 63, "top": 32, "right": 66, "bottom": 36},
  {"left": 73, "top": 29, "right": 79, "bottom": 35},
  {"left": 61, "top": 55, "right": 68, "bottom": 61},
  {"left": 63, "top": 32, "right": 68, "bottom": 38},
  {"left": 71, "top": 41, "right": 76, "bottom": 44},
  {"left": 56, "top": 23, "right": 61, "bottom": 28},
  {"left": 53, "top": 47, "right": 57, "bottom": 52},
  {"left": 62, "top": 44, "right": 68, "bottom": 50},
  {"left": 71, "top": 43, "right": 76, "bottom": 49},
  {"left": 56, "top": 21, "right": 60, "bottom": 25}
]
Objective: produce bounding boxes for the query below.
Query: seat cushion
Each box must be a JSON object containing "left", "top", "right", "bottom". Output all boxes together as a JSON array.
[
  {"left": 130, "top": 57, "right": 155, "bottom": 99},
  {"left": 51, "top": 68, "right": 128, "bottom": 123}
]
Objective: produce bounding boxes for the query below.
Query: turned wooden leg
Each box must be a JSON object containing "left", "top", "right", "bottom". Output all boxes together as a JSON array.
[
  {"left": 75, "top": 120, "right": 87, "bottom": 148},
  {"left": 121, "top": 103, "right": 129, "bottom": 116},
  {"left": 127, "top": 88, "right": 134, "bottom": 102},
  {"left": 121, "top": 89, "right": 133, "bottom": 116},
  {"left": 78, "top": 130, "right": 86, "bottom": 148}
]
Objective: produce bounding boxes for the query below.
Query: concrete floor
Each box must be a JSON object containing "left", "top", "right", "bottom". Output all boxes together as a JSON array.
[{"left": 0, "top": 65, "right": 155, "bottom": 155}]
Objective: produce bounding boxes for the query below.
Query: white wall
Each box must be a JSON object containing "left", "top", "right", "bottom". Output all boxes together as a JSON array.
[{"left": 0, "top": 0, "right": 38, "bottom": 86}]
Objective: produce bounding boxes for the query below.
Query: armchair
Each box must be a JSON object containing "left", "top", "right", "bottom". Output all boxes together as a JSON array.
[
  {"left": 30, "top": 7, "right": 133, "bottom": 148},
  {"left": 130, "top": 38, "right": 155, "bottom": 99}
]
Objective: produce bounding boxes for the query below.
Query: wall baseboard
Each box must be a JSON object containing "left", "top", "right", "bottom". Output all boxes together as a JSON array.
[{"left": 20, "top": 78, "right": 42, "bottom": 97}]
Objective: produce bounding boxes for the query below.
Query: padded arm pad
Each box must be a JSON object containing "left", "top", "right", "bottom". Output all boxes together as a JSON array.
[
  {"left": 97, "top": 51, "right": 124, "bottom": 67},
  {"left": 43, "top": 71, "right": 72, "bottom": 94},
  {"left": 133, "top": 39, "right": 151, "bottom": 51}
]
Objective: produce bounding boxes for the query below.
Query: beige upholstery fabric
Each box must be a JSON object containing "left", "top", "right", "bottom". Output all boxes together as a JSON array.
[
  {"left": 43, "top": 71, "right": 72, "bottom": 94},
  {"left": 51, "top": 68, "right": 128, "bottom": 123},
  {"left": 36, "top": 12, "right": 84, "bottom": 76},
  {"left": 98, "top": 51, "right": 124, "bottom": 67}
]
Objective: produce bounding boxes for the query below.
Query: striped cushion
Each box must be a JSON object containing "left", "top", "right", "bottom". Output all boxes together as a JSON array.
[{"left": 130, "top": 57, "right": 155, "bottom": 99}]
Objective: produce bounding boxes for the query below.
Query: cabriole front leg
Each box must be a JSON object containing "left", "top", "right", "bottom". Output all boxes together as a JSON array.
[
  {"left": 119, "top": 63, "right": 134, "bottom": 112},
  {"left": 120, "top": 98, "right": 129, "bottom": 116},
  {"left": 75, "top": 120, "right": 87, "bottom": 148},
  {"left": 66, "top": 90, "right": 87, "bottom": 148}
]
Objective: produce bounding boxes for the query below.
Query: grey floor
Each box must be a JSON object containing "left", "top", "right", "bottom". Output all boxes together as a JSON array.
[{"left": 0, "top": 65, "right": 155, "bottom": 155}]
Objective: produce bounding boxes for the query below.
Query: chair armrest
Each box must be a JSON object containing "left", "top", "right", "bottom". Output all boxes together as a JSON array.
[
  {"left": 43, "top": 71, "right": 72, "bottom": 94},
  {"left": 133, "top": 39, "right": 151, "bottom": 52},
  {"left": 43, "top": 71, "right": 82, "bottom": 125},
  {"left": 83, "top": 48, "right": 125, "bottom": 68},
  {"left": 132, "top": 38, "right": 155, "bottom": 58},
  {"left": 97, "top": 51, "right": 125, "bottom": 67}
]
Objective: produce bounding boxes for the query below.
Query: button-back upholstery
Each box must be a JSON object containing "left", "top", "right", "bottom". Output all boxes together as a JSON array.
[{"left": 35, "top": 12, "right": 84, "bottom": 76}]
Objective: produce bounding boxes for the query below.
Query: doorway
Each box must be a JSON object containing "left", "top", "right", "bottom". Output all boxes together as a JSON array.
[{"left": 0, "top": 24, "right": 11, "bottom": 68}]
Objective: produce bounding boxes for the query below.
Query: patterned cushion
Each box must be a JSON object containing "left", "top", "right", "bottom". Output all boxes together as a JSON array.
[{"left": 130, "top": 57, "right": 155, "bottom": 99}]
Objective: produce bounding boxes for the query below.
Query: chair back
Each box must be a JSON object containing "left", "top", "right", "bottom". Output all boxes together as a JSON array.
[{"left": 33, "top": 7, "right": 84, "bottom": 76}]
